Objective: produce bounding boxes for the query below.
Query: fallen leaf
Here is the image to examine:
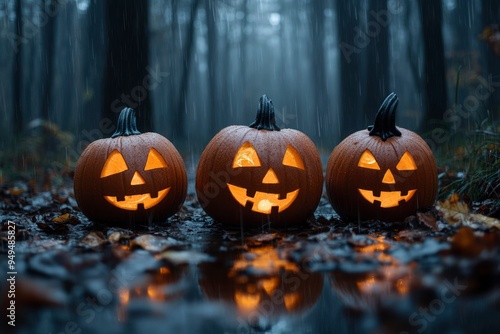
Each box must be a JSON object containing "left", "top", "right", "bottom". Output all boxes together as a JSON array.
[
  {"left": 80, "top": 231, "right": 108, "bottom": 247},
  {"left": 417, "top": 212, "right": 438, "bottom": 231},
  {"left": 108, "top": 231, "right": 133, "bottom": 243},
  {"left": 131, "top": 234, "right": 183, "bottom": 253},
  {"left": 437, "top": 193, "right": 469, "bottom": 216},
  {"left": 436, "top": 193, "right": 500, "bottom": 229},
  {"left": 8, "top": 187, "right": 25, "bottom": 196},
  {"left": 52, "top": 213, "right": 73, "bottom": 224}
]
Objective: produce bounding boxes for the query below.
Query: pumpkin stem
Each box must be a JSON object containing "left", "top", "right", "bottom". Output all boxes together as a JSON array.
[
  {"left": 112, "top": 108, "right": 141, "bottom": 138},
  {"left": 367, "top": 92, "right": 402, "bottom": 141},
  {"left": 249, "top": 95, "right": 281, "bottom": 131}
]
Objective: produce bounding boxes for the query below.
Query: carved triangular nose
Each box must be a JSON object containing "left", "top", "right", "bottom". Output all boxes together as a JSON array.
[
  {"left": 130, "top": 171, "right": 146, "bottom": 185},
  {"left": 262, "top": 168, "right": 279, "bottom": 184},
  {"left": 382, "top": 169, "right": 396, "bottom": 184}
]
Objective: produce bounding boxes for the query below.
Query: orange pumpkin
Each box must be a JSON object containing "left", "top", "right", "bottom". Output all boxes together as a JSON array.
[
  {"left": 74, "top": 108, "right": 187, "bottom": 224},
  {"left": 195, "top": 95, "right": 323, "bottom": 228},
  {"left": 326, "top": 93, "right": 437, "bottom": 221}
]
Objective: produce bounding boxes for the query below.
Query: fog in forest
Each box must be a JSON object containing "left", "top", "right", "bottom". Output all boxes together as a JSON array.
[{"left": 0, "top": 0, "right": 499, "bottom": 176}]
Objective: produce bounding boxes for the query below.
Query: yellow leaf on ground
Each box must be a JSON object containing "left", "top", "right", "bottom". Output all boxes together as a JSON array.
[{"left": 436, "top": 193, "right": 500, "bottom": 229}]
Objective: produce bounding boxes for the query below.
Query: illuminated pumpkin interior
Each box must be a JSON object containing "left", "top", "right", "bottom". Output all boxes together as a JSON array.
[
  {"left": 233, "top": 142, "right": 262, "bottom": 167},
  {"left": 357, "top": 150, "right": 418, "bottom": 208},
  {"left": 101, "top": 150, "right": 129, "bottom": 177},
  {"left": 228, "top": 143, "right": 304, "bottom": 214},
  {"left": 282, "top": 146, "right": 305, "bottom": 170},
  {"left": 101, "top": 148, "right": 170, "bottom": 211}
]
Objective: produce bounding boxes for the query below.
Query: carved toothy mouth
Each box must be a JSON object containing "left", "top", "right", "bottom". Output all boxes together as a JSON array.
[
  {"left": 358, "top": 189, "right": 417, "bottom": 208},
  {"left": 104, "top": 188, "right": 170, "bottom": 210},
  {"left": 227, "top": 184, "right": 299, "bottom": 214}
]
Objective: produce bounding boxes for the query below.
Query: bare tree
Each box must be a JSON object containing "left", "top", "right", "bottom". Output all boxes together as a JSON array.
[
  {"left": 12, "top": 0, "right": 23, "bottom": 139},
  {"left": 418, "top": 0, "right": 448, "bottom": 131},
  {"left": 205, "top": 0, "right": 218, "bottom": 135},
  {"left": 481, "top": 0, "right": 500, "bottom": 121},
  {"left": 310, "top": 0, "right": 328, "bottom": 141},
  {"left": 336, "top": 0, "right": 363, "bottom": 139},
  {"left": 40, "top": 0, "right": 58, "bottom": 124},
  {"left": 102, "top": 0, "right": 151, "bottom": 131},
  {"left": 363, "top": 0, "right": 389, "bottom": 123},
  {"left": 176, "top": 0, "right": 201, "bottom": 141}
]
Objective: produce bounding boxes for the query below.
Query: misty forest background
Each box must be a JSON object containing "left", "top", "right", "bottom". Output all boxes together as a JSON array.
[{"left": 0, "top": 0, "right": 499, "bottom": 185}]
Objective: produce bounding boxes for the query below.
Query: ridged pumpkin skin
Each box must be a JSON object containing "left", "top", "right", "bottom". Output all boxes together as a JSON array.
[
  {"left": 326, "top": 93, "right": 437, "bottom": 222},
  {"left": 74, "top": 108, "right": 187, "bottom": 225},
  {"left": 196, "top": 95, "right": 323, "bottom": 228}
]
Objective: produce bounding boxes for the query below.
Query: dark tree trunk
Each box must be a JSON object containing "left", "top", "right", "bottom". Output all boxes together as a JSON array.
[
  {"left": 40, "top": 0, "right": 58, "bottom": 123},
  {"left": 176, "top": 0, "right": 201, "bottom": 141},
  {"left": 310, "top": 0, "right": 328, "bottom": 142},
  {"left": 39, "top": 0, "right": 59, "bottom": 157},
  {"left": 240, "top": 0, "right": 249, "bottom": 110},
  {"left": 12, "top": 0, "right": 23, "bottom": 139},
  {"left": 168, "top": 0, "right": 178, "bottom": 136},
  {"left": 418, "top": 0, "right": 448, "bottom": 131},
  {"left": 363, "top": 0, "right": 389, "bottom": 123},
  {"left": 205, "top": 0, "right": 218, "bottom": 136},
  {"left": 481, "top": 0, "right": 500, "bottom": 121},
  {"left": 336, "top": 0, "right": 363, "bottom": 139},
  {"left": 80, "top": 0, "right": 106, "bottom": 138},
  {"left": 102, "top": 0, "right": 151, "bottom": 132}
]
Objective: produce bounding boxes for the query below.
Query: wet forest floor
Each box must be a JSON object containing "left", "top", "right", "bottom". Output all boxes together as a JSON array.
[{"left": 1, "top": 170, "right": 500, "bottom": 334}]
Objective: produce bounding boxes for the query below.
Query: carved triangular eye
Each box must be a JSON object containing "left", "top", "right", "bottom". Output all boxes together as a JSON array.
[
  {"left": 101, "top": 150, "right": 129, "bottom": 178},
  {"left": 396, "top": 151, "right": 417, "bottom": 170},
  {"left": 144, "top": 148, "right": 168, "bottom": 170},
  {"left": 282, "top": 146, "right": 305, "bottom": 170},
  {"left": 233, "top": 142, "right": 262, "bottom": 167},
  {"left": 358, "top": 150, "right": 380, "bottom": 170}
]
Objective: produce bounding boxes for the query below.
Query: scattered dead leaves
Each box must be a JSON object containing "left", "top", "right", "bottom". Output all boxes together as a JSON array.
[{"left": 436, "top": 193, "right": 500, "bottom": 229}]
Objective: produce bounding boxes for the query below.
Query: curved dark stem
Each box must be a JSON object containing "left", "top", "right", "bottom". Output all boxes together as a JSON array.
[
  {"left": 249, "top": 95, "right": 280, "bottom": 131},
  {"left": 112, "top": 108, "right": 141, "bottom": 138},
  {"left": 367, "top": 92, "right": 401, "bottom": 141}
]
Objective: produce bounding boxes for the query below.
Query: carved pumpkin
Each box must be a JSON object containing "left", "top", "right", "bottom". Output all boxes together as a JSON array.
[
  {"left": 199, "top": 246, "right": 323, "bottom": 330},
  {"left": 74, "top": 108, "right": 187, "bottom": 224},
  {"left": 196, "top": 95, "right": 323, "bottom": 228},
  {"left": 326, "top": 93, "right": 437, "bottom": 221}
]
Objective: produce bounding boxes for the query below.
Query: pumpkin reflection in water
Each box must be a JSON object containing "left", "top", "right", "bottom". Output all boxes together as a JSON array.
[
  {"left": 199, "top": 246, "right": 323, "bottom": 329},
  {"left": 117, "top": 265, "right": 187, "bottom": 321},
  {"left": 329, "top": 236, "right": 414, "bottom": 311}
]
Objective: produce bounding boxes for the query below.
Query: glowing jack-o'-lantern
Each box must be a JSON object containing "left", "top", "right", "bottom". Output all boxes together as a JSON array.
[
  {"left": 74, "top": 108, "right": 187, "bottom": 224},
  {"left": 199, "top": 246, "right": 323, "bottom": 330},
  {"left": 326, "top": 93, "right": 437, "bottom": 221},
  {"left": 196, "top": 95, "right": 323, "bottom": 228}
]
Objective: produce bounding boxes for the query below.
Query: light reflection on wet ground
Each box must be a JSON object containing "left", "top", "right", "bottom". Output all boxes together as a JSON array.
[{"left": 1, "top": 185, "right": 500, "bottom": 334}]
